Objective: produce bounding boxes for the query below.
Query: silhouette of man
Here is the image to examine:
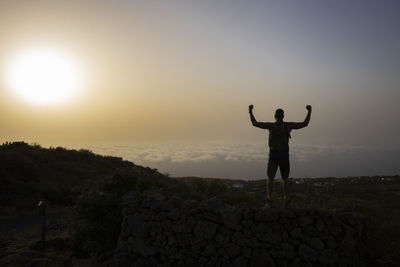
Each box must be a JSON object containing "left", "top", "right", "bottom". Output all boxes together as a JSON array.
[{"left": 249, "top": 105, "right": 312, "bottom": 208}]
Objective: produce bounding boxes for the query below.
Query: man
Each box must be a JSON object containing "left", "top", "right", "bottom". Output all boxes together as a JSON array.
[{"left": 249, "top": 105, "right": 312, "bottom": 208}]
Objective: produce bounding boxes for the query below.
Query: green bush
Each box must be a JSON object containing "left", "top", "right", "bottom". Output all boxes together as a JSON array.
[{"left": 0, "top": 142, "right": 134, "bottom": 210}]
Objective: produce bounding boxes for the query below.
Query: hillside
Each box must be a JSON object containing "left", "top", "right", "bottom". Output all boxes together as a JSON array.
[{"left": 0, "top": 141, "right": 155, "bottom": 215}]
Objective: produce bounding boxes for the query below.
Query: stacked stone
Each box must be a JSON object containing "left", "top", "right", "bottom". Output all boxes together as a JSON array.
[{"left": 115, "top": 191, "right": 366, "bottom": 267}]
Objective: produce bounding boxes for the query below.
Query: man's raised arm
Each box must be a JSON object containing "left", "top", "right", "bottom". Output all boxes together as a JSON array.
[
  {"left": 249, "top": 105, "right": 273, "bottom": 129},
  {"left": 288, "top": 105, "right": 312, "bottom": 130}
]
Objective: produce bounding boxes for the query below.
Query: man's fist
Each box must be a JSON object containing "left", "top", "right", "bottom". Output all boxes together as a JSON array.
[
  {"left": 306, "top": 105, "right": 312, "bottom": 111},
  {"left": 249, "top": 105, "right": 254, "bottom": 113}
]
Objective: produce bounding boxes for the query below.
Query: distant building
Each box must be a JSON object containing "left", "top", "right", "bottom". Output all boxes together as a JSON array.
[
  {"left": 232, "top": 183, "right": 244, "bottom": 189},
  {"left": 313, "top": 182, "right": 323, "bottom": 187}
]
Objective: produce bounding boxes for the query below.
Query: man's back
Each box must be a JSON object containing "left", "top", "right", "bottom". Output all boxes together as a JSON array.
[{"left": 268, "top": 122, "right": 290, "bottom": 151}]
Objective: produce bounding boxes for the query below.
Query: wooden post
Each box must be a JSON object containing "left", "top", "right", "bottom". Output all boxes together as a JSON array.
[{"left": 37, "top": 200, "right": 46, "bottom": 250}]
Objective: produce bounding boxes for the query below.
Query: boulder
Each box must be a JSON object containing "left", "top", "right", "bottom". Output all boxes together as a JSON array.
[
  {"left": 281, "top": 243, "right": 296, "bottom": 259},
  {"left": 194, "top": 220, "right": 217, "bottom": 240},
  {"left": 250, "top": 249, "right": 275, "bottom": 267},
  {"left": 220, "top": 208, "right": 242, "bottom": 231},
  {"left": 310, "top": 237, "right": 325, "bottom": 251},
  {"left": 319, "top": 249, "right": 339, "bottom": 265},
  {"left": 298, "top": 244, "right": 317, "bottom": 262}
]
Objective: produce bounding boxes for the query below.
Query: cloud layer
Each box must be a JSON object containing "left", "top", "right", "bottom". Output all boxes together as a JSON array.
[{"left": 85, "top": 142, "right": 400, "bottom": 180}]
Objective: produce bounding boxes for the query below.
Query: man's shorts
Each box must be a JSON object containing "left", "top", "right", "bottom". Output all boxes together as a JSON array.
[{"left": 267, "top": 157, "right": 290, "bottom": 179}]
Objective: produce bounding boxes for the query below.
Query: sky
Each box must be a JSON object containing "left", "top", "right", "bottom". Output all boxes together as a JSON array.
[{"left": 0, "top": 0, "right": 399, "bottom": 179}]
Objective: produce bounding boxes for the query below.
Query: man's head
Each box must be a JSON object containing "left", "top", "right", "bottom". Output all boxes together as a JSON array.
[{"left": 275, "top": 108, "right": 284, "bottom": 121}]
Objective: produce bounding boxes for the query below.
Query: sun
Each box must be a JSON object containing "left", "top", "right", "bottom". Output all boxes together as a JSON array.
[{"left": 6, "top": 47, "right": 84, "bottom": 105}]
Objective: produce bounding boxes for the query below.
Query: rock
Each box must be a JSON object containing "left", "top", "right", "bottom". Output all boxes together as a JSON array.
[
  {"left": 342, "top": 227, "right": 357, "bottom": 250},
  {"left": 203, "top": 244, "right": 216, "bottom": 256},
  {"left": 129, "top": 237, "right": 157, "bottom": 256},
  {"left": 299, "top": 216, "right": 314, "bottom": 227},
  {"left": 218, "top": 247, "right": 230, "bottom": 259},
  {"left": 219, "top": 225, "right": 233, "bottom": 236},
  {"left": 242, "top": 209, "right": 254, "bottom": 220},
  {"left": 199, "top": 256, "right": 208, "bottom": 265},
  {"left": 224, "top": 243, "right": 240, "bottom": 258},
  {"left": 200, "top": 197, "right": 224, "bottom": 210},
  {"left": 216, "top": 258, "right": 231, "bottom": 267},
  {"left": 254, "top": 209, "right": 279, "bottom": 222},
  {"left": 241, "top": 219, "right": 253, "bottom": 228},
  {"left": 326, "top": 235, "right": 337, "bottom": 249},
  {"left": 155, "top": 211, "right": 167, "bottom": 221},
  {"left": 242, "top": 247, "right": 253, "bottom": 258},
  {"left": 251, "top": 222, "right": 269, "bottom": 236},
  {"left": 183, "top": 255, "right": 199, "bottom": 267},
  {"left": 191, "top": 239, "right": 206, "bottom": 255},
  {"left": 124, "top": 214, "right": 147, "bottom": 237},
  {"left": 303, "top": 225, "right": 317, "bottom": 237},
  {"left": 0, "top": 250, "right": 44, "bottom": 267},
  {"left": 122, "top": 191, "right": 142, "bottom": 207},
  {"left": 202, "top": 210, "right": 219, "bottom": 222},
  {"left": 183, "top": 199, "right": 199, "bottom": 210},
  {"left": 319, "top": 249, "right": 339, "bottom": 265},
  {"left": 161, "top": 198, "right": 176, "bottom": 211},
  {"left": 269, "top": 231, "right": 282, "bottom": 245},
  {"left": 221, "top": 208, "right": 242, "bottom": 230},
  {"left": 281, "top": 243, "right": 296, "bottom": 259},
  {"left": 25, "top": 258, "right": 61, "bottom": 267},
  {"left": 248, "top": 236, "right": 260, "bottom": 248},
  {"left": 206, "top": 257, "right": 219, "bottom": 267},
  {"left": 161, "top": 221, "right": 173, "bottom": 232},
  {"left": 232, "top": 231, "right": 251, "bottom": 247},
  {"left": 194, "top": 220, "right": 217, "bottom": 239},
  {"left": 310, "top": 237, "right": 325, "bottom": 251},
  {"left": 233, "top": 256, "right": 248, "bottom": 267},
  {"left": 167, "top": 208, "right": 181, "bottom": 221},
  {"left": 216, "top": 233, "right": 230, "bottom": 244},
  {"left": 250, "top": 249, "right": 275, "bottom": 267},
  {"left": 290, "top": 227, "right": 302, "bottom": 239},
  {"left": 182, "top": 217, "right": 197, "bottom": 233},
  {"left": 280, "top": 209, "right": 296, "bottom": 219},
  {"left": 288, "top": 237, "right": 299, "bottom": 246},
  {"left": 256, "top": 227, "right": 282, "bottom": 244},
  {"left": 167, "top": 235, "right": 176, "bottom": 246},
  {"left": 175, "top": 233, "right": 191, "bottom": 247},
  {"left": 298, "top": 244, "right": 317, "bottom": 262},
  {"left": 243, "top": 228, "right": 255, "bottom": 239},
  {"left": 282, "top": 231, "right": 289, "bottom": 242}
]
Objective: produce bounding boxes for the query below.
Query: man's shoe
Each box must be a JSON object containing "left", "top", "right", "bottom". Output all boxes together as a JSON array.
[{"left": 264, "top": 199, "right": 273, "bottom": 208}]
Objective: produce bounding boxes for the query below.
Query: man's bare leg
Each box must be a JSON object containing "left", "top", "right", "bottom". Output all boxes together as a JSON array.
[
  {"left": 266, "top": 177, "right": 274, "bottom": 207},
  {"left": 282, "top": 178, "right": 290, "bottom": 208},
  {"left": 266, "top": 160, "right": 278, "bottom": 208}
]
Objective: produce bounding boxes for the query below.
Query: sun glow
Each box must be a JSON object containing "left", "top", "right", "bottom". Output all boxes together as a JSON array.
[{"left": 6, "top": 47, "right": 84, "bottom": 105}]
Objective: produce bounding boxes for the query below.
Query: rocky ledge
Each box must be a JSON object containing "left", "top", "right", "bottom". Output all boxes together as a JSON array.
[{"left": 114, "top": 191, "right": 367, "bottom": 267}]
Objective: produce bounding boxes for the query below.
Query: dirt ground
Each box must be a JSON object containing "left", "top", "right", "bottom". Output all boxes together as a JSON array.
[{"left": 0, "top": 206, "right": 100, "bottom": 267}]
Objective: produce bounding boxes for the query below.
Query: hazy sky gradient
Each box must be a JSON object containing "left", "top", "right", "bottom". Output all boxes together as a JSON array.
[{"left": 1, "top": 1, "right": 399, "bottom": 178}]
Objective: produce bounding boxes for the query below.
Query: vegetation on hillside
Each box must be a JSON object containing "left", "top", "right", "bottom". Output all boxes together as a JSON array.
[{"left": 0, "top": 141, "right": 135, "bottom": 214}]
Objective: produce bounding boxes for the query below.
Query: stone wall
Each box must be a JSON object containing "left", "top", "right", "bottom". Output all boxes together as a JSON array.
[{"left": 115, "top": 191, "right": 366, "bottom": 267}]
